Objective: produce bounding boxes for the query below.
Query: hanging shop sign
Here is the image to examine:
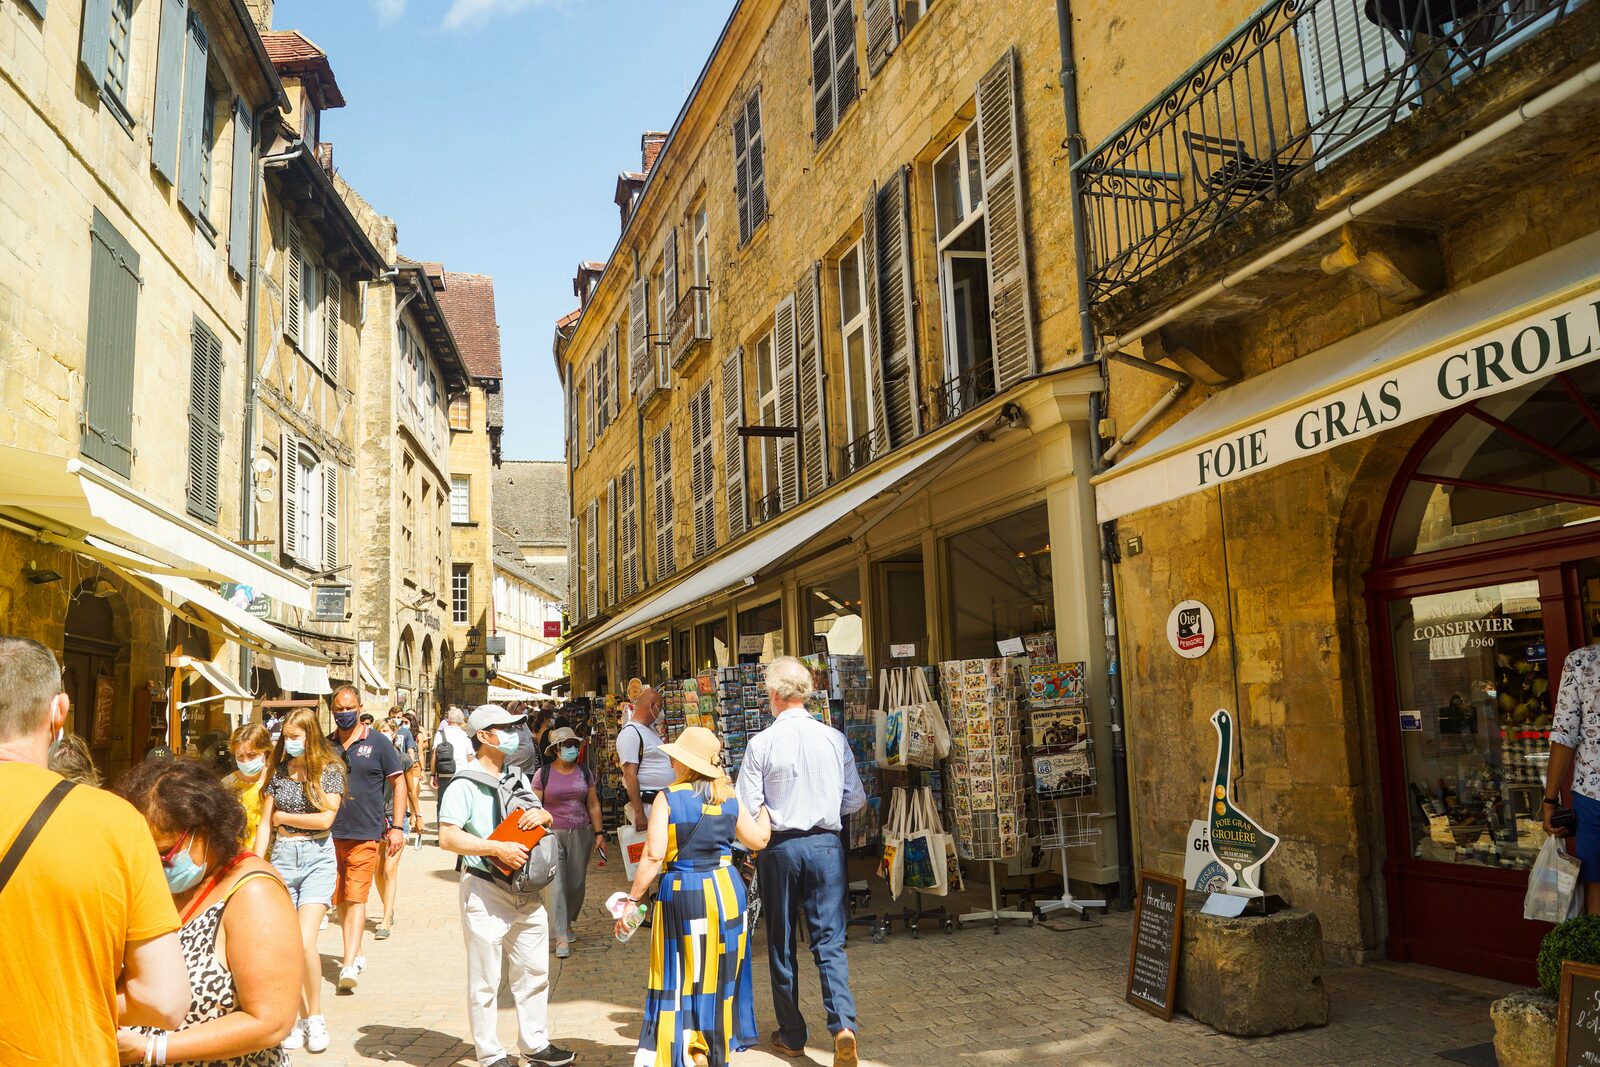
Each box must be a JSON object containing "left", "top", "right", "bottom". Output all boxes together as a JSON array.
[
  {"left": 221, "top": 583, "right": 272, "bottom": 619},
  {"left": 313, "top": 585, "right": 348, "bottom": 621},
  {"left": 544, "top": 620, "right": 562, "bottom": 638},
  {"left": 1126, "top": 870, "right": 1186, "bottom": 1021},
  {"left": 1166, "top": 601, "right": 1215, "bottom": 659},
  {"left": 1206, "top": 709, "right": 1280, "bottom": 897},
  {"left": 461, "top": 665, "right": 485, "bottom": 684}
]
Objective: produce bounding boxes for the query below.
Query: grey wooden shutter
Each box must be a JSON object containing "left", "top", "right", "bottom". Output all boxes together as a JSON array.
[
  {"left": 177, "top": 9, "right": 210, "bottom": 220},
  {"left": 733, "top": 109, "right": 751, "bottom": 246},
  {"left": 323, "top": 270, "right": 341, "bottom": 380},
  {"left": 605, "top": 479, "right": 617, "bottom": 608},
  {"left": 585, "top": 498, "right": 599, "bottom": 620},
  {"left": 567, "top": 377, "right": 578, "bottom": 469},
  {"left": 284, "top": 223, "right": 303, "bottom": 346},
  {"left": 794, "top": 263, "right": 830, "bottom": 497},
  {"left": 585, "top": 360, "right": 596, "bottom": 449},
  {"left": 721, "top": 348, "right": 747, "bottom": 540},
  {"left": 653, "top": 428, "right": 676, "bottom": 580},
  {"left": 691, "top": 385, "right": 716, "bottom": 560},
  {"left": 322, "top": 463, "right": 339, "bottom": 571},
  {"left": 876, "top": 165, "right": 920, "bottom": 445},
  {"left": 280, "top": 430, "right": 302, "bottom": 565},
  {"left": 620, "top": 466, "right": 638, "bottom": 599},
  {"left": 568, "top": 515, "right": 579, "bottom": 613},
  {"left": 628, "top": 274, "right": 649, "bottom": 394},
  {"left": 79, "top": 0, "right": 113, "bottom": 84},
  {"left": 745, "top": 92, "right": 766, "bottom": 236},
  {"left": 976, "top": 48, "right": 1037, "bottom": 391},
  {"left": 227, "top": 97, "right": 252, "bottom": 279},
  {"left": 865, "top": 0, "right": 899, "bottom": 74},
  {"left": 82, "top": 209, "right": 140, "bottom": 476},
  {"left": 859, "top": 185, "right": 889, "bottom": 460},
  {"left": 663, "top": 228, "right": 679, "bottom": 318},
  {"left": 809, "top": 0, "right": 835, "bottom": 145},
  {"left": 609, "top": 322, "right": 622, "bottom": 420},
  {"left": 185, "top": 318, "right": 222, "bottom": 523},
  {"left": 773, "top": 296, "right": 800, "bottom": 508},
  {"left": 21, "top": 0, "right": 46, "bottom": 18},
  {"left": 151, "top": 0, "right": 187, "bottom": 185},
  {"left": 832, "top": 0, "right": 859, "bottom": 119}
]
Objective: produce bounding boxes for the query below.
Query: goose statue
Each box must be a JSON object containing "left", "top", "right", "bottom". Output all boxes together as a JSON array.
[{"left": 1207, "top": 708, "right": 1280, "bottom": 898}]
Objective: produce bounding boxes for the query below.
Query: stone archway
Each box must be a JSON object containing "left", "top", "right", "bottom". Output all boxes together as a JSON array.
[
  {"left": 62, "top": 576, "right": 130, "bottom": 775},
  {"left": 395, "top": 627, "right": 416, "bottom": 711},
  {"left": 420, "top": 635, "right": 435, "bottom": 730}
]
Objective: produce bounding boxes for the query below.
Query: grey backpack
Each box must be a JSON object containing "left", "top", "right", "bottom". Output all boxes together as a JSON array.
[{"left": 453, "top": 766, "right": 562, "bottom": 895}]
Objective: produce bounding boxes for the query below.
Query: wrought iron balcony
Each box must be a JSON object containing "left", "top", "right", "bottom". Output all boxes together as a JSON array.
[
  {"left": 1074, "top": 0, "right": 1583, "bottom": 306},
  {"left": 928, "top": 364, "right": 997, "bottom": 428},
  {"left": 668, "top": 285, "right": 711, "bottom": 369},
  {"left": 751, "top": 488, "right": 783, "bottom": 527},
  {"left": 838, "top": 425, "right": 890, "bottom": 479}
]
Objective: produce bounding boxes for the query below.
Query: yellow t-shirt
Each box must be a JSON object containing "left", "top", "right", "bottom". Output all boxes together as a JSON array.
[
  {"left": 0, "top": 762, "right": 180, "bottom": 1066},
  {"left": 224, "top": 771, "right": 267, "bottom": 846}
]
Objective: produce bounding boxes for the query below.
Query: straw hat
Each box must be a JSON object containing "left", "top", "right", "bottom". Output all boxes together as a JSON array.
[
  {"left": 543, "top": 726, "right": 580, "bottom": 753},
  {"left": 656, "top": 726, "right": 724, "bottom": 780}
]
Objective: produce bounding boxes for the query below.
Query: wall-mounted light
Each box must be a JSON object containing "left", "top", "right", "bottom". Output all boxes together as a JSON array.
[{"left": 23, "top": 561, "right": 62, "bottom": 585}]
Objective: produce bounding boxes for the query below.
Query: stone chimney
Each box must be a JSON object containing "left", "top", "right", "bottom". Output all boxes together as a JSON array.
[
  {"left": 641, "top": 131, "right": 668, "bottom": 174},
  {"left": 244, "top": 0, "right": 273, "bottom": 33}
]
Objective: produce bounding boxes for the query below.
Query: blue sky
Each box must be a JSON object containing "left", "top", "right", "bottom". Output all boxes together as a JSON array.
[{"left": 274, "top": 0, "right": 734, "bottom": 461}]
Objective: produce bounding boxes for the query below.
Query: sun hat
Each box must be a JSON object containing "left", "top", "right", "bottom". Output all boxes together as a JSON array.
[
  {"left": 544, "top": 726, "right": 581, "bottom": 753},
  {"left": 656, "top": 726, "right": 725, "bottom": 780},
  {"left": 467, "top": 703, "right": 523, "bottom": 734}
]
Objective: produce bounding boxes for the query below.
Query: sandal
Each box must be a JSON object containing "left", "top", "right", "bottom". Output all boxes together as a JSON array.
[
  {"left": 554, "top": 939, "right": 571, "bottom": 959},
  {"left": 374, "top": 926, "right": 392, "bottom": 940}
]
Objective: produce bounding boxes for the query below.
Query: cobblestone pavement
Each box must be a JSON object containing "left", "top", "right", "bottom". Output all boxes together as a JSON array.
[{"left": 302, "top": 818, "right": 1515, "bottom": 1067}]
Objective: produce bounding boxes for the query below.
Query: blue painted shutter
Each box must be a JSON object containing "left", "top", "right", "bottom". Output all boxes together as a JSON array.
[
  {"left": 21, "top": 0, "right": 47, "bottom": 20},
  {"left": 227, "top": 97, "right": 252, "bottom": 279},
  {"left": 150, "top": 0, "right": 186, "bottom": 184},
  {"left": 186, "top": 318, "right": 222, "bottom": 523},
  {"left": 82, "top": 210, "right": 141, "bottom": 476},
  {"left": 177, "top": 9, "right": 210, "bottom": 219},
  {"left": 79, "top": 0, "right": 112, "bottom": 84}
]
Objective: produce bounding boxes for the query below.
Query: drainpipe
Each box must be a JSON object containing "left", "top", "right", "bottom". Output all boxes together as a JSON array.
[
  {"left": 1059, "top": 0, "right": 1135, "bottom": 908},
  {"left": 238, "top": 102, "right": 274, "bottom": 692}
]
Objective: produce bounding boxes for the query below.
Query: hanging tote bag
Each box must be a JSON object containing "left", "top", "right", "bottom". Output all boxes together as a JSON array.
[
  {"left": 900, "top": 785, "right": 942, "bottom": 895},
  {"left": 875, "top": 669, "right": 910, "bottom": 769},
  {"left": 921, "top": 785, "right": 962, "bottom": 895},
  {"left": 903, "top": 670, "right": 951, "bottom": 769},
  {"left": 878, "top": 786, "right": 907, "bottom": 899}
]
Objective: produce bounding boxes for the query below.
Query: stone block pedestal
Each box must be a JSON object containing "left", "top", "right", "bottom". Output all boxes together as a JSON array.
[
  {"left": 1177, "top": 899, "right": 1331, "bottom": 1036},
  {"left": 1490, "top": 989, "right": 1557, "bottom": 1067}
]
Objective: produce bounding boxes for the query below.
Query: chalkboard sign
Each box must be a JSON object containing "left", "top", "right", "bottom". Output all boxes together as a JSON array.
[
  {"left": 1126, "top": 870, "right": 1185, "bottom": 1020},
  {"left": 1557, "top": 960, "right": 1600, "bottom": 1066}
]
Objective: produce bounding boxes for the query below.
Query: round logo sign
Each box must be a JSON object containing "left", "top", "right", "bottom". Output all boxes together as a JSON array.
[
  {"left": 1167, "top": 600, "right": 1216, "bottom": 659},
  {"left": 626, "top": 677, "right": 644, "bottom": 703}
]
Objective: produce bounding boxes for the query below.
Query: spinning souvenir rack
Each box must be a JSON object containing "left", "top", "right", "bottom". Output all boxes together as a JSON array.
[{"left": 1022, "top": 661, "right": 1105, "bottom": 923}]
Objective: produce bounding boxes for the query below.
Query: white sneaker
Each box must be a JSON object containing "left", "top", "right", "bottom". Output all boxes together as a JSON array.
[
  {"left": 353, "top": 954, "right": 366, "bottom": 974},
  {"left": 337, "top": 965, "right": 359, "bottom": 992},
  {"left": 304, "top": 1014, "right": 329, "bottom": 1053},
  {"left": 281, "top": 1021, "right": 305, "bottom": 1050}
]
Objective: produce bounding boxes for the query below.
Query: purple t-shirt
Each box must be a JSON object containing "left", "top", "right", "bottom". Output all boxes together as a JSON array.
[{"left": 539, "top": 764, "right": 591, "bottom": 830}]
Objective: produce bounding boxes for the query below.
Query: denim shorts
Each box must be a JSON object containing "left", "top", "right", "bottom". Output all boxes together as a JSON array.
[{"left": 271, "top": 834, "right": 336, "bottom": 909}]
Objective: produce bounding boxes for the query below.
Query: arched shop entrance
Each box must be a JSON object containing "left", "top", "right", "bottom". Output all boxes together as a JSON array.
[
  {"left": 1368, "top": 363, "right": 1600, "bottom": 984},
  {"left": 62, "top": 579, "right": 127, "bottom": 777}
]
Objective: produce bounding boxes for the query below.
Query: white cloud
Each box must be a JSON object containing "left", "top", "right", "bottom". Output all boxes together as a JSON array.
[
  {"left": 373, "top": 0, "right": 407, "bottom": 20},
  {"left": 441, "top": 0, "right": 550, "bottom": 30}
]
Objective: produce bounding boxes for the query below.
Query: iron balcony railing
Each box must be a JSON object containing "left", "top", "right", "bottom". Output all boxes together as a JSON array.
[
  {"left": 928, "top": 364, "right": 998, "bottom": 428},
  {"left": 668, "top": 285, "right": 711, "bottom": 369},
  {"left": 1074, "top": 0, "right": 1582, "bottom": 304},
  {"left": 752, "top": 488, "right": 783, "bottom": 527},
  {"left": 839, "top": 425, "right": 890, "bottom": 479}
]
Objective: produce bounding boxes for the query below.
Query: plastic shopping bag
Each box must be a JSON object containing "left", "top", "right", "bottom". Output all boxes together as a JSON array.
[
  {"left": 1524, "top": 836, "right": 1582, "bottom": 924},
  {"left": 617, "top": 824, "right": 649, "bottom": 882}
]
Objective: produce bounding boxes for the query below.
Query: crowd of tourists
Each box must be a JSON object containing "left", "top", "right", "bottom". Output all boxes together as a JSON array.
[{"left": 0, "top": 632, "right": 864, "bottom": 1067}]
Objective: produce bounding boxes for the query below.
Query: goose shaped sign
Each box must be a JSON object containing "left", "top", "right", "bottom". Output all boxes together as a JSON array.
[{"left": 1207, "top": 709, "right": 1280, "bottom": 898}]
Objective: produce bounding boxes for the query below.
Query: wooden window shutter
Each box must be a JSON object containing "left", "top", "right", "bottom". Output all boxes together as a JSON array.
[
  {"left": 609, "top": 322, "right": 622, "bottom": 420},
  {"left": 619, "top": 466, "right": 637, "bottom": 600},
  {"left": 605, "top": 479, "right": 616, "bottom": 608},
  {"left": 794, "top": 263, "right": 830, "bottom": 497},
  {"left": 323, "top": 270, "right": 341, "bottom": 380},
  {"left": 585, "top": 359, "right": 596, "bottom": 450},
  {"left": 691, "top": 385, "right": 716, "bottom": 560},
  {"left": 831, "top": 0, "right": 859, "bottom": 122},
  {"left": 322, "top": 462, "right": 339, "bottom": 572},
  {"left": 663, "top": 227, "right": 679, "bottom": 316},
  {"left": 865, "top": 0, "right": 899, "bottom": 75},
  {"left": 653, "top": 428, "right": 676, "bottom": 580},
  {"left": 733, "top": 109, "right": 751, "bottom": 246},
  {"left": 176, "top": 9, "right": 210, "bottom": 220},
  {"left": 79, "top": 0, "right": 113, "bottom": 84},
  {"left": 808, "top": 0, "right": 835, "bottom": 146},
  {"left": 280, "top": 430, "right": 301, "bottom": 566},
  {"left": 284, "top": 223, "right": 303, "bottom": 346},
  {"left": 185, "top": 318, "right": 222, "bottom": 523},
  {"left": 859, "top": 185, "right": 889, "bottom": 461},
  {"left": 21, "top": 0, "right": 46, "bottom": 18},
  {"left": 976, "top": 48, "right": 1037, "bottom": 391},
  {"left": 628, "top": 274, "right": 649, "bottom": 395},
  {"left": 151, "top": 0, "right": 187, "bottom": 185},
  {"left": 773, "top": 296, "right": 800, "bottom": 509},
  {"left": 721, "top": 347, "right": 747, "bottom": 540},
  {"left": 227, "top": 97, "right": 252, "bottom": 279},
  {"left": 568, "top": 515, "right": 579, "bottom": 614},
  {"left": 568, "top": 376, "right": 578, "bottom": 470},
  {"left": 875, "top": 165, "right": 920, "bottom": 445},
  {"left": 585, "top": 498, "right": 599, "bottom": 621},
  {"left": 745, "top": 92, "right": 766, "bottom": 237},
  {"left": 82, "top": 209, "right": 140, "bottom": 477}
]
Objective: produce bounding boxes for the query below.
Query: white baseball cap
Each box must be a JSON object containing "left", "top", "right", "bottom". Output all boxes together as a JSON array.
[{"left": 467, "top": 704, "right": 523, "bottom": 734}]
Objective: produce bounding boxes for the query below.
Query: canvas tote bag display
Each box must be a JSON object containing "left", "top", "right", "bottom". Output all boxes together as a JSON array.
[
  {"left": 903, "top": 669, "right": 951, "bottom": 769},
  {"left": 878, "top": 786, "right": 908, "bottom": 898}
]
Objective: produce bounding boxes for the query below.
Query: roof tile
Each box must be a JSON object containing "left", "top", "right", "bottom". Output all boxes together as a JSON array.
[{"left": 433, "top": 270, "right": 502, "bottom": 380}]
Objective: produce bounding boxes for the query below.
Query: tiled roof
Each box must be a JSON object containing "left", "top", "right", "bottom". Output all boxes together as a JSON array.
[
  {"left": 494, "top": 460, "right": 568, "bottom": 547},
  {"left": 261, "top": 30, "right": 324, "bottom": 64},
  {"left": 580, "top": 261, "right": 606, "bottom": 272},
  {"left": 555, "top": 308, "right": 581, "bottom": 329},
  {"left": 260, "top": 31, "right": 346, "bottom": 110},
  {"left": 493, "top": 529, "right": 566, "bottom": 604},
  {"left": 434, "top": 271, "right": 502, "bottom": 380}
]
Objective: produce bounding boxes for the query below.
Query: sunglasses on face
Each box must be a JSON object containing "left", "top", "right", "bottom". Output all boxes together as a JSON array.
[{"left": 158, "top": 831, "right": 193, "bottom": 869}]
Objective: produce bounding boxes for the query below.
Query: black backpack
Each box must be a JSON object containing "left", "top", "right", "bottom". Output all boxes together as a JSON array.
[{"left": 433, "top": 731, "right": 457, "bottom": 777}]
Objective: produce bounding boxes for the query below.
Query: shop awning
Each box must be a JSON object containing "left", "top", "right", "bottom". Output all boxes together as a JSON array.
[
  {"left": 270, "top": 657, "right": 332, "bottom": 695},
  {"left": 543, "top": 675, "right": 570, "bottom": 695},
  {"left": 0, "top": 447, "right": 312, "bottom": 609},
  {"left": 525, "top": 644, "right": 562, "bottom": 674},
  {"left": 175, "top": 656, "right": 253, "bottom": 710},
  {"left": 571, "top": 428, "right": 977, "bottom": 655},
  {"left": 357, "top": 647, "right": 390, "bottom": 694},
  {"left": 491, "top": 669, "right": 546, "bottom": 696},
  {"left": 1092, "top": 230, "right": 1600, "bottom": 522}
]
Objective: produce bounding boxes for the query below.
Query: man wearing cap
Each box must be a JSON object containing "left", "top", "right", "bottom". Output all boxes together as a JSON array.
[
  {"left": 617, "top": 687, "right": 675, "bottom": 832},
  {"left": 438, "top": 704, "right": 573, "bottom": 1067},
  {"left": 737, "top": 657, "right": 865, "bottom": 1067}
]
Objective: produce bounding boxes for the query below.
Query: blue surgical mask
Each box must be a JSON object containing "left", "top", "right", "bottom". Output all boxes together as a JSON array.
[
  {"left": 333, "top": 710, "right": 360, "bottom": 730},
  {"left": 235, "top": 756, "right": 265, "bottom": 777},
  {"left": 164, "top": 844, "right": 207, "bottom": 893},
  {"left": 493, "top": 731, "right": 521, "bottom": 757},
  {"left": 559, "top": 745, "right": 580, "bottom": 762},
  {"left": 284, "top": 738, "right": 306, "bottom": 758}
]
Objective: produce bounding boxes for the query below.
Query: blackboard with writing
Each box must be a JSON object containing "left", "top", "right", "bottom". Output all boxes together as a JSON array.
[
  {"left": 1558, "top": 961, "right": 1600, "bottom": 1066},
  {"left": 1126, "top": 870, "right": 1185, "bottom": 1020}
]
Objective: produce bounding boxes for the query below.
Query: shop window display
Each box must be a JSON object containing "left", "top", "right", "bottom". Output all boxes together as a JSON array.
[
  {"left": 736, "top": 600, "right": 783, "bottom": 662},
  {"left": 945, "top": 505, "right": 1053, "bottom": 660},
  {"left": 806, "top": 573, "right": 864, "bottom": 657},
  {"left": 694, "top": 617, "right": 730, "bottom": 671}
]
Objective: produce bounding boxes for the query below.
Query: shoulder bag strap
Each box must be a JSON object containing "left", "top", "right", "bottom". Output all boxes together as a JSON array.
[{"left": 0, "top": 779, "right": 76, "bottom": 896}]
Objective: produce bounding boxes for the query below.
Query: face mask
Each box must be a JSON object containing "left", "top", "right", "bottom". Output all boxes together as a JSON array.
[
  {"left": 235, "top": 755, "right": 265, "bottom": 777},
  {"left": 333, "top": 710, "right": 360, "bottom": 730},
  {"left": 284, "top": 738, "right": 306, "bottom": 758},
  {"left": 559, "top": 745, "right": 580, "bottom": 762},
  {"left": 492, "top": 731, "right": 521, "bottom": 757},
  {"left": 164, "top": 843, "right": 207, "bottom": 893}
]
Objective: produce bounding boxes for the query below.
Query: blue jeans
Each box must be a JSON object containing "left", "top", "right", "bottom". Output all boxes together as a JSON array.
[
  {"left": 757, "top": 831, "right": 858, "bottom": 1046},
  {"left": 271, "top": 834, "right": 336, "bottom": 909}
]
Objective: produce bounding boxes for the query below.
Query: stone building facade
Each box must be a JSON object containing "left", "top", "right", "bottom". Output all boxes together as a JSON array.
[{"left": 494, "top": 459, "right": 570, "bottom": 685}]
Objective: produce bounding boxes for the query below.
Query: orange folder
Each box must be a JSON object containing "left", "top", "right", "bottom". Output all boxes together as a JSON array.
[{"left": 488, "top": 810, "right": 548, "bottom": 876}]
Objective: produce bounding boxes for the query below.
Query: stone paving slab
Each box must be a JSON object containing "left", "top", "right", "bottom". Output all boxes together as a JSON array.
[{"left": 298, "top": 814, "right": 1514, "bottom": 1067}]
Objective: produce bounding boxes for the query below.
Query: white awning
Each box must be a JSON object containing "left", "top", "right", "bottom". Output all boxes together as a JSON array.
[
  {"left": 1093, "top": 230, "right": 1600, "bottom": 522},
  {"left": 270, "top": 658, "right": 332, "bottom": 696},
  {"left": 0, "top": 447, "right": 312, "bottom": 609},
  {"left": 573, "top": 428, "right": 978, "bottom": 655},
  {"left": 491, "top": 669, "right": 547, "bottom": 696},
  {"left": 357, "top": 647, "right": 390, "bottom": 694},
  {"left": 525, "top": 645, "right": 562, "bottom": 674},
  {"left": 175, "top": 656, "right": 253, "bottom": 710}
]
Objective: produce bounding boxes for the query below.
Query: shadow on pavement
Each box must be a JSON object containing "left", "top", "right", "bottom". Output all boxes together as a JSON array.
[{"left": 353, "top": 1026, "right": 474, "bottom": 1065}]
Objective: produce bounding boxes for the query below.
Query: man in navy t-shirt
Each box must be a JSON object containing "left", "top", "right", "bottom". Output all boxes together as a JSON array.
[{"left": 327, "top": 685, "right": 406, "bottom": 993}]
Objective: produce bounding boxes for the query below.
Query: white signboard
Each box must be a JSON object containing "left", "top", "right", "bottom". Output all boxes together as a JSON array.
[
  {"left": 890, "top": 642, "right": 917, "bottom": 659},
  {"left": 1166, "top": 600, "right": 1215, "bottom": 659},
  {"left": 1184, "top": 820, "right": 1229, "bottom": 892}
]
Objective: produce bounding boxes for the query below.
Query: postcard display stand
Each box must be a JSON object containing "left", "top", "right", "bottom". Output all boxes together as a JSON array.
[
  {"left": 1024, "top": 661, "right": 1106, "bottom": 921},
  {"left": 940, "top": 657, "right": 1035, "bottom": 932}
]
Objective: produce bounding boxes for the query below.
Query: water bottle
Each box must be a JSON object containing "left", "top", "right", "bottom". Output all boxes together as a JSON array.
[{"left": 607, "top": 891, "right": 648, "bottom": 942}]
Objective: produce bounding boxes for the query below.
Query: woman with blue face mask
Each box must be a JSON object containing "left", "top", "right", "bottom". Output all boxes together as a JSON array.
[
  {"left": 114, "top": 758, "right": 300, "bottom": 1066},
  {"left": 223, "top": 724, "right": 273, "bottom": 848},
  {"left": 532, "top": 726, "right": 605, "bottom": 959},
  {"left": 254, "top": 708, "right": 345, "bottom": 1053}
]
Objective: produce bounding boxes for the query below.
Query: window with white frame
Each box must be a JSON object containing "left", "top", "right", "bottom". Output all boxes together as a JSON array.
[
  {"left": 452, "top": 564, "right": 470, "bottom": 624},
  {"left": 293, "top": 444, "right": 319, "bottom": 567},
  {"left": 837, "top": 241, "right": 872, "bottom": 445},
  {"left": 753, "top": 330, "right": 780, "bottom": 505},
  {"left": 449, "top": 392, "right": 470, "bottom": 431},
  {"left": 652, "top": 261, "right": 667, "bottom": 350},
  {"left": 932, "top": 124, "right": 993, "bottom": 393},
  {"left": 450, "top": 475, "right": 470, "bottom": 524}
]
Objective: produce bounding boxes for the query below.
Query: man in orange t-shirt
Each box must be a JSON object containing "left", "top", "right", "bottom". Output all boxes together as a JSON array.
[{"left": 0, "top": 636, "right": 189, "bottom": 1065}]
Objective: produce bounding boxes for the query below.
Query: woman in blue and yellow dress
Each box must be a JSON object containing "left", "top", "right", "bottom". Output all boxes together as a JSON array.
[{"left": 617, "top": 726, "right": 772, "bottom": 1067}]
